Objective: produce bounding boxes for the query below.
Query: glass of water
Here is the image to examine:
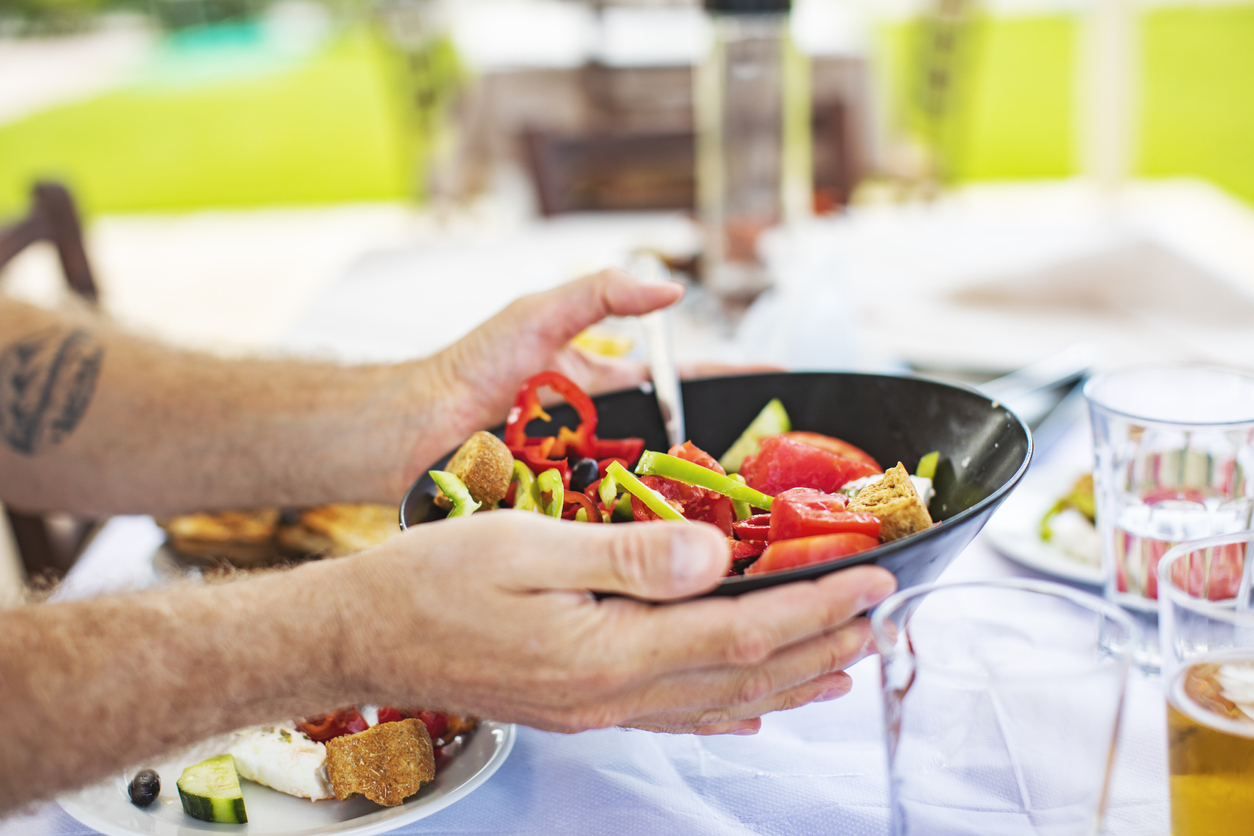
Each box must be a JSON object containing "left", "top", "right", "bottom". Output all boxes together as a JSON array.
[
  {"left": 1085, "top": 365, "right": 1254, "bottom": 672},
  {"left": 873, "top": 580, "right": 1137, "bottom": 836}
]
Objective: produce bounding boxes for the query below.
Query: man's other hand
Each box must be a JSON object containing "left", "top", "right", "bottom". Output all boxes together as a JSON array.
[{"left": 329, "top": 511, "right": 896, "bottom": 736}]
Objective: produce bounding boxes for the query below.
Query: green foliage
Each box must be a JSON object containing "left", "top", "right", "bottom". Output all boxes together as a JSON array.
[
  {"left": 1138, "top": 4, "right": 1254, "bottom": 204},
  {"left": 959, "top": 14, "right": 1076, "bottom": 180},
  {"left": 879, "top": 13, "right": 1077, "bottom": 183},
  {"left": 0, "top": 27, "right": 417, "bottom": 216},
  {"left": 879, "top": 8, "right": 1254, "bottom": 203}
]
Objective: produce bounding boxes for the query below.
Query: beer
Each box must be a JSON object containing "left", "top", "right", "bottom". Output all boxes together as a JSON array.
[{"left": 1167, "top": 655, "right": 1254, "bottom": 834}]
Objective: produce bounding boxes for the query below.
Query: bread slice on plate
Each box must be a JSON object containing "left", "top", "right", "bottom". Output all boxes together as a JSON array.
[
  {"left": 276, "top": 503, "right": 399, "bottom": 558},
  {"left": 325, "top": 719, "right": 435, "bottom": 807}
]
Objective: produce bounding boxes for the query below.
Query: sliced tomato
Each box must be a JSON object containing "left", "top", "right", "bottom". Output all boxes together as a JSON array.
[
  {"left": 669, "top": 440, "right": 727, "bottom": 474},
  {"left": 627, "top": 442, "right": 733, "bottom": 534},
  {"left": 376, "top": 706, "right": 405, "bottom": 725},
  {"left": 741, "top": 435, "right": 880, "bottom": 496},
  {"left": 415, "top": 710, "right": 450, "bottom": 743},
  {"left": 745, "top": 532, "right": 880, "bottom": 575},
  {"left": 631, "top": 474, "right": 734, "bottom": 535},
  {"left": 728, "top": 538, "right": 765, "bottom": 576},
  {"left": 731, "top": 538, "right": 765, "bottom": 560},
  {"left": 297, "top": 707, "right": 370, "bottom": 742},
  {"left": 782, "top": 431, "right": 881, "bottom": 470},
  {"left": 732, "top": 513, "right": 771, "bottom": 542},
  {"left": 769, "top": 487, "right": 881, "bottom": 541}
]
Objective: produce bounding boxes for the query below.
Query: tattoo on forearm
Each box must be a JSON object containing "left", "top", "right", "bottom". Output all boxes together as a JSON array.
[{"left": 0, "top": 328, "right": 104, "bottom": 455}]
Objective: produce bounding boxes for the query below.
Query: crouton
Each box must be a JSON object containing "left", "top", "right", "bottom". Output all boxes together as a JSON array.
[
  {"left": 848, "top": 463, "right": 933, "bottom": 542},
  {"left": 434, "top": 431, "right": 513, "bottom": 509},
  {"left": 275, "top": 503, "right": 398, "bottom": 558},
  {"left": 325, "top": 719, "right": 435, "bottom": 807},
  {"left": 159, "top": 509, "right": 281, "bottom": 567}
]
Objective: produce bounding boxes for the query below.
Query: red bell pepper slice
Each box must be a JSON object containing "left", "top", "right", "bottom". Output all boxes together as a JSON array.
[
  {"left": 562, "top": 491, "right": 603, "bottom": 522},
  {"left": 505, "top": 371, "right": 598, "bottom": 458},
  {"left": 513, "top": 437, "right": 570, "bottom": 481},
  {"left": 591, "top": 437, "right": 645, "bottom": 466},
  {"left": 768, "top": 487, "right": 881, "bottom": 541}
]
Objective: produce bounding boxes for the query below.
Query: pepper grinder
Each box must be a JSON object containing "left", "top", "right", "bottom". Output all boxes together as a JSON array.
[{"left": 696, "top": 0, "right": 811, "bottom": 301}]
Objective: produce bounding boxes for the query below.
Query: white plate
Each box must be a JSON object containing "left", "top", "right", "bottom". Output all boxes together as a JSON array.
[
  {"left": 985, "top": 480, "right": 1104, "bottom": 587},
  {"left": 59, "top": 722, "right": 514, "bottom": 836}
]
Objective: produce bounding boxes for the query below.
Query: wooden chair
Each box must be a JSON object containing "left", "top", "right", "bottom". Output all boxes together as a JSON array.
[{"left": 0, "top": 182, "right": 100, "bottom": 579}]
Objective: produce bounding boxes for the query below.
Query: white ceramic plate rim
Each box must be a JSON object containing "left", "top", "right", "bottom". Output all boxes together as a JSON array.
[
  {"left": 58, "top": 722, "right": 515, "bottom": 836},
  {"left": 984, "top": 481, "right": 1104, "bottom": 587}
]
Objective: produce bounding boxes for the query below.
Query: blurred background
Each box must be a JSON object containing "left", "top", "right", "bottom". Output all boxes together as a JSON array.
[
  {"left": 3, "top": 0, "right": 1253, "bottom": 369},
  {"left": 3, "top": 0, "right": 1254, "bottom": 588}
]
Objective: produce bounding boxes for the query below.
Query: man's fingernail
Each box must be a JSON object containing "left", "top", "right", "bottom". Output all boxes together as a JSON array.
[
  {"left": 733, "top": 726, "right": 759, "bottom": 736},
  {"left": 815, "top": 687, "right": 847, "bottom": 703},
  {"left": 671, "top": 530, "right": 722, "bottom": 585}
]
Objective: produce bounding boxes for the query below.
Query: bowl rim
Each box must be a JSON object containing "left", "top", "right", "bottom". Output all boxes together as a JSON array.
[{"left": 398, "top": 371, "right": 1034, "bottom": 592}]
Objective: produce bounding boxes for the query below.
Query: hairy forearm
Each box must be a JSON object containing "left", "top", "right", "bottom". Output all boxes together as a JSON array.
[
  {"left": 0, "top": 297, "right": 458, "bottom": 515},
  {"left": 0, "top": 558, "right": 366, "bottom": 810}
]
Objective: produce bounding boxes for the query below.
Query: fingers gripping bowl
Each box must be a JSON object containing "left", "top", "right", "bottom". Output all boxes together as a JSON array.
[{"left": 401, "top": 373, "right": 1032, "bottom": 595}]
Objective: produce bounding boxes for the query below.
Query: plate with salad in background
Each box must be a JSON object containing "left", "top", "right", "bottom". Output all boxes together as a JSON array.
[
  {"left": 984, "top": 471, "right": 1104, "bottom": 587},
  {"left": 402, "top": 372, "right": 1032, "bottom": 595}
]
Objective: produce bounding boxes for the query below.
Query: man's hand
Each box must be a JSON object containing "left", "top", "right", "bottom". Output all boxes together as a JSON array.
[
  {"left": 330, "top": 512, "right": 897, "bottom": 735},
  {"left": 402, "top": 269, "right": 770, "bottom": 491}
]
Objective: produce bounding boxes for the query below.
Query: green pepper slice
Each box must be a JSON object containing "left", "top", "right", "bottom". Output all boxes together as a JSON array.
[
  {"left": 634, "top": 451, "right": 774, "bottom": 511},
  {"left": 729, "top": 474, "right": 754, "bottom": 520},
  {"left": 510, "top": 460, "right": 542, "bottom": 512},
  {"left": 606, "top": 461, "right": 688, "bottom": 522},
  {"left": 536, "top": 468, "right": 564, "bottom": 519},
  {"left": 915, "top": 451, "right": 939, "bottom": 481},
  {"left": 430, "top": 471, "right": 482, "bottom": 518},
  {"left": 599, "top": 469, "right": 620, "bottom": 509},
  {"left": 613, "top": 491, "right": 633, "bottom": 521}
]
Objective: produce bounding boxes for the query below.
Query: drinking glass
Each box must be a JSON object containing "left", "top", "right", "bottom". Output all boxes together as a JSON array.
[
  {"left": 872, "top": 579, "right": 1137, "bottom": 836},
  {"left": 1158, "top": 531, "right": 1254, "bottom": 835},
  {"left": 1085, "top": 365, "right": 1254, "bottom": 673}
]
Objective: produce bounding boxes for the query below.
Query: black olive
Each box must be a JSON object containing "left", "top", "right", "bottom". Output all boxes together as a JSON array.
[
  {"left": 128, "top": 769, "right": 160, "bottom": 807},
  {"left": 568, "top": 458, "right": 600, "bottom": 494}
]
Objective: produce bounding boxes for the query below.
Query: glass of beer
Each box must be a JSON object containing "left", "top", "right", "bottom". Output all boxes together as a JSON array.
[
  {"left": 873, "top": 579, "right": 1138, "bottom": 836},
  {"left": 1159, "top": 530, "right": 1254, "bottom": 834},
  {"left": 1086, "top": 365, "right": 1254, "bottom": 673}
]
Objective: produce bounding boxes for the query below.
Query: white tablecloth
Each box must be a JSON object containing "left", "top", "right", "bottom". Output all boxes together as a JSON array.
[
  {"left": 7, "top": 510, "right": 1170, "bottom": 836},
  {"left": 10, "top": 188, "right": 1210, "bottom": 834}
]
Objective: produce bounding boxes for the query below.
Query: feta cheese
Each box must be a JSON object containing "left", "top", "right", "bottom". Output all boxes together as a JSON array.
[
  {"left": 228, "top": 724, "right": 333, "bottom": 800},
  {"left": 1048, "top": 508, "right": 1101, "bottom": 567}
]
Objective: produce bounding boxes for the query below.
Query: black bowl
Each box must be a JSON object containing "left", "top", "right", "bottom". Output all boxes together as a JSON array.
[{"left": 400, "top": 372, "right": 1032, "bottom": 596}]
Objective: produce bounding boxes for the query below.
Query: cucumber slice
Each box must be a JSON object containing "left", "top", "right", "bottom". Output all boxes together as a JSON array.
[
  {"left": 177, "top": 754, "right": 248, "bottom": 824},
  {"left": 718, "top": 398, "right": 792, "bottom": 474},
  {"left": 915, "top": 451, "right": 939, "bottom": 481}
]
